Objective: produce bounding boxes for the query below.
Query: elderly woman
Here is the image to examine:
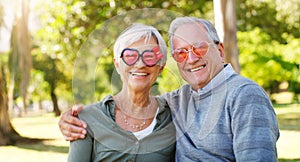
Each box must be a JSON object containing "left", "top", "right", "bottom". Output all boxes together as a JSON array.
[{"left": 67, "top": 24, "right": 176, "bottom": 162}]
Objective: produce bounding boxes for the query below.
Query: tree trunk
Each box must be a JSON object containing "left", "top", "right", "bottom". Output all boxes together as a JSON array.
[
  {"left": 51, "top": 90, "right": 61, "bottom": 116},
  {"left": 214, "top": 0, "right": 240, "bottom": 73},
  {"left": 7, "top": 74, "right": 15, "bottom": 114},
  {"left": 0, "top": 65, "right": 20, "bottom": 146},
  {"left": 19, "top": 0, "right": 31, "bottom": 114},
  {"left": 22, "top": 95, "right": 28, "bottom": 114},
  {"left": 0, "top": 2, "right": 20, "bottom": 146},
  {"left": 38, "top": 99, "right": 43, "bottom": 110},
  {"left": 0, "top": 0, "right": 39, "bottom": 146},
  {"left": 1, "top": 66, "right": 44, "bottom": 146}
]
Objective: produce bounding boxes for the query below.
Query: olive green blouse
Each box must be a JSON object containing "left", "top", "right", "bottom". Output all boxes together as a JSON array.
[{"left": 68, "top": 95, "right": 176, "bottom": 162}]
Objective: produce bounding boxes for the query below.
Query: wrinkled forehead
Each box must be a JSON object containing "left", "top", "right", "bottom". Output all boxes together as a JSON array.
[
  {"left": 126, "top": 36, "right": 158, "bottom": 52},
  {"left": 173, "top": 22, "right": 210, "bottom": 45}
]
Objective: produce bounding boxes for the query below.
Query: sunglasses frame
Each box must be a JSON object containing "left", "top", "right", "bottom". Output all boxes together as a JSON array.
[
  {"left": 120, "top": 46, "right": 162, "bottom": 67},
  {"left": 172, "top": 41, "right": 215, "bottom": 63}
]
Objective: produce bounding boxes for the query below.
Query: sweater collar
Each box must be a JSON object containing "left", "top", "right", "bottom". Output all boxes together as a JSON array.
[{"left": 190, "top": 64, "right": 236, "bottom": 95}]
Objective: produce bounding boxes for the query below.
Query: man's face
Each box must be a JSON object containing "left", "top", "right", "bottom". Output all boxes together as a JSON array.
[{"left": 172, "top": 22, "right": 225, "bottom": 90}]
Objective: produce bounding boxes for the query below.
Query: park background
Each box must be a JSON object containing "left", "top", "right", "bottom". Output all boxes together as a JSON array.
[{"left": 0, "top": 0, "right": 299, "bottom": 161}]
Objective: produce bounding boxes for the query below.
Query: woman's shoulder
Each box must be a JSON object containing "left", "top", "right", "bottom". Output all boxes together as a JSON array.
[{"left": 80, "top": 95, "right": 114, "bottom": 117}]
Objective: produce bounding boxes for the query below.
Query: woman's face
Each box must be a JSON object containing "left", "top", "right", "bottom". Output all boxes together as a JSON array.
[{"left": 115, "top": 36, "right": 164, "bottom": 93}]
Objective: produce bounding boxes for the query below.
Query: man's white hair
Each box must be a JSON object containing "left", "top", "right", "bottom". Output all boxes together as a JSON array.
[{"left": 169, "top": 17, "right": 220, "bottom": 52}]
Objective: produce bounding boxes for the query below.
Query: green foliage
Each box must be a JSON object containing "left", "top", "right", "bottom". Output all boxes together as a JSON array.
[
  {"left": 31, "top": 47, "right": 71, "bottom": 102},
  {"left": 30, "top": 69, "right": 51, "bottom": 101},
  {"left": 238, "top": 28, "right": 300, "bottom": 94},
  {"left": 237, "top": 0, "right": 300, "bottom": 43}
]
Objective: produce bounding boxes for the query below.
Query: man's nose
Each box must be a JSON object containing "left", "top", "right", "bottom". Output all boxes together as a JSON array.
[{"left": 186, "top": 50, "right": 199, "bottom": 64}]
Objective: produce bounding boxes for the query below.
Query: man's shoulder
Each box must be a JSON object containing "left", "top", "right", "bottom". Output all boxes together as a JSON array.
[
  {"left": 228, "top": 74, "right": 259, "bottom": 88},
  {"left": 227, "top": 74, "right": 268, "bottom": 98}
]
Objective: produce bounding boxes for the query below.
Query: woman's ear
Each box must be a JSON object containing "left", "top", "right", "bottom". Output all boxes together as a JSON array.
[
  {"left": 158, "top": 65, "right": 165, "bottom": 75},
  {"left": 114, "top": 58, "right": 120, "bottom": 74}
]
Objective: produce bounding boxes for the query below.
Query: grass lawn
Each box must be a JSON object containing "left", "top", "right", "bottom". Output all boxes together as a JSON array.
[
  {"left": 0, "top": 113, "right": 69, "bottom": 162},
  {"left": 275, "top": 103, "right": 300, "bottom": 162},
  {"left": 0, "top": 104, "right": 299, "bottom": 162}
]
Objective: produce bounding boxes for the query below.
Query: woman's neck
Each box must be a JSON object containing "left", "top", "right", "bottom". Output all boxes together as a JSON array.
[
  {"left": 118, "top": 88, "right": 150, "bottom": 105},
  {"left": 115, "top": 89, "right": 151, "bottom": 116}
]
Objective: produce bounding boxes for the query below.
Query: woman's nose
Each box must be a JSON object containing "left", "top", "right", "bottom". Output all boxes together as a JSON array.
[{"left": 134, "top": 57, "right": 145, "bottom": 67}]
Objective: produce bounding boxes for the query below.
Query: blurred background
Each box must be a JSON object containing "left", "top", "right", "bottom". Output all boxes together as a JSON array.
[{"left": 0, "top": 0, "right": 299, "bottom": 161}]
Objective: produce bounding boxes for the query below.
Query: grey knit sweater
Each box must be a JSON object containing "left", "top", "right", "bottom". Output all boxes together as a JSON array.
[{"left": 161, "top": 64, "right": 280, "bottom": 162}]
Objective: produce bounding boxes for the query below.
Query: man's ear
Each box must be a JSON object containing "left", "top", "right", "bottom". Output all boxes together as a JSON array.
[{"left": 217, "top": 42, "right": 225, "bottom": 63}]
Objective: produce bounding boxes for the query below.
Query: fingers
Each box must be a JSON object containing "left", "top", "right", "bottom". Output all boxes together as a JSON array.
[
  {"left": 58, "top": 106, "right": 87, "bottom": 141},
  {"left": 75, "top": 104, "right": 84, "bottom": 113},
  {"left": 71, "top": 104, "right": 84, "bottom": 117},
  {"left": 62, "top": 107, "right": 87, "bottom": 127},
  {"left": 71, "top": 105, "right": 79, "bottom": 117},
  {"left": 61, "top": 123, "right": 87, "bottom": 141}
]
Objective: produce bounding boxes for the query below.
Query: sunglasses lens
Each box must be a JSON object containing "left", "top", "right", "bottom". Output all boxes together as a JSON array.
[
  {"left": 193, "top": 42, "right": 209, "bottom": 57},
  {"left": 143, "top": 51, "right": 157, "bottom": 66},
  {"left": 172, "top": 42, "right": 210, "bottom": 63},
  {"left": 173, "top": 49, "right": 188, "bottom": 63},
  {"left": 122, "top": 49, "right": 139, "bottom": 65}
]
